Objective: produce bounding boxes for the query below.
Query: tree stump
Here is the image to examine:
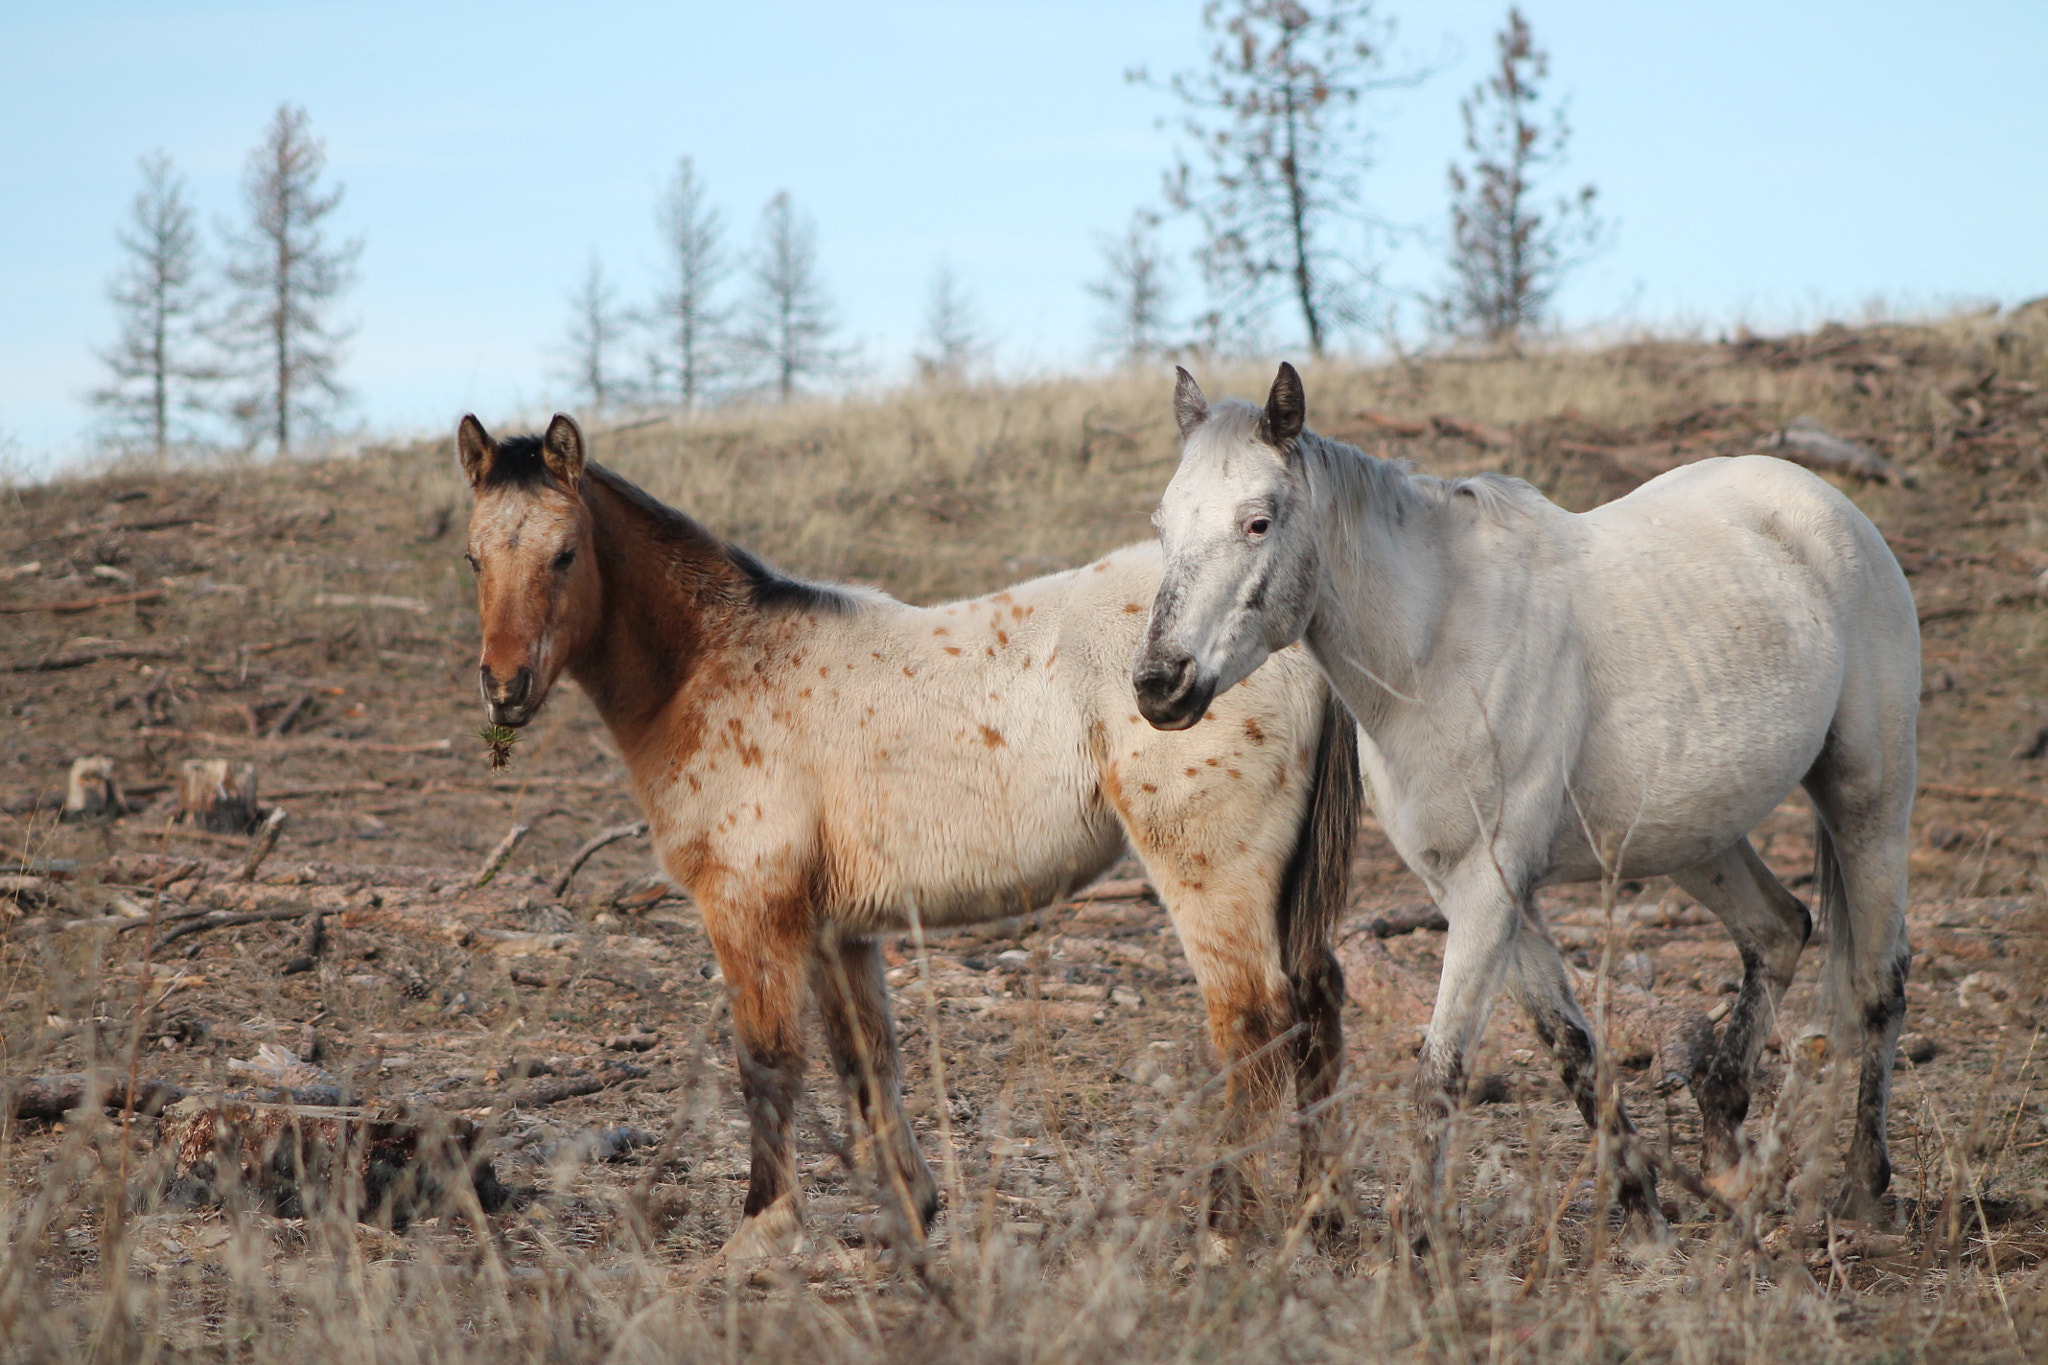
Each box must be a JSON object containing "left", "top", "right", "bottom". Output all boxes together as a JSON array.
[
  {"left": 179, "top": 760, "right": 259, "bottom": 833},
  {"left": 61, "top": 756, "right": 121, "bottom": 822}
]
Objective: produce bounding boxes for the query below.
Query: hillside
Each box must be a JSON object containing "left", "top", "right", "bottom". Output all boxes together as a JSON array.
[{"left": 2, "top": 314, "right": 2045, "bottom": 1362}]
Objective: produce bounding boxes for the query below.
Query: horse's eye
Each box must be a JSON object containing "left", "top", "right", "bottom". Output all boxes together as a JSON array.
[
  {"left": 1244, "top": 515, "right": 1272, "bottom": 539},
  {"left": 552, "top": 548, "right": 577, "bottom": 572}
]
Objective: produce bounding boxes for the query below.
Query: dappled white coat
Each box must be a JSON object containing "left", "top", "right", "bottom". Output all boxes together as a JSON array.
[{"left": 642, "top": 542, "right": 1331, "bottom": 953}]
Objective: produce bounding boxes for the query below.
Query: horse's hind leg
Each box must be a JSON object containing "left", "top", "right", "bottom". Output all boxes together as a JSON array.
[
  {"left": 701, "top": 893, "right": 813, "bottom": 1259},
  {"left": 1507, "top": 919, "right": 1663, "bottom": 1227},
  {"left": 1806, "top": 753, "right": 1913, "bottom": 1222},
  {"left": 1669, "top": 839, "right": 1812, "bottom": 1185},
  {"left": 811, "top": 931, "right": 939, "bottom": 1245}
]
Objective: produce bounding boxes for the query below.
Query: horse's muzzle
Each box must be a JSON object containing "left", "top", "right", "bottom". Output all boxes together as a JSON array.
[
  {"left": 1133, "top": 653, "right": 1215, "bottom": 731},
  {"left": 481, "top": 664, "right": 537, "bottom": 727}
]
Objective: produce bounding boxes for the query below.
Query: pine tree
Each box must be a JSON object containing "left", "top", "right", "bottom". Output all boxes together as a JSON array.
[
  {"left": 646, "top": 158, "right": 731, "bottom": 408},
  {"left": 559, "top": 251, "right": 627, "bottom": 413},
  {"left": 737, "top": 192, "right": 847, "bottom": 402},
  {"left": 1136, "top": 0, "right": 1427, "bottom": 356},
  {"left": 1085, "top": 212, "right": 1176, "bottom": 364},
  {"left": 217, "top": 104, "right": 361, "bottom": 455},
  {"left": 89, "top": 152, "right": 215, "bottom": 456},
  {"left": 1438, "top": 8, "right": 1607, "bottom": 347},
  {"left": 913, "top": 263, "right": 988, "bottom": 385}
]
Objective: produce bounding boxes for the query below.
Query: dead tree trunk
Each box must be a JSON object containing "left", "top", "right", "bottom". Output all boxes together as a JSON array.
[
  {"left": 179, "top": 760, "right": 259, "bottom": 833},
  {"left": 62, "top": 757, "right": 121, "bottom": 822}
]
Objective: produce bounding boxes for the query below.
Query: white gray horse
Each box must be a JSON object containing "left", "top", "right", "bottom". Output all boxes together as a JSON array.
[{"left": 1133, "top": 364, "right": 1919, "bottom": 1235}]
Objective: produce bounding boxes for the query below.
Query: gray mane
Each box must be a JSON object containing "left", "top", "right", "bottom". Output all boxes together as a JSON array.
[{"left": 1293, "top": 426, "right": 1538, "bottom": 529}]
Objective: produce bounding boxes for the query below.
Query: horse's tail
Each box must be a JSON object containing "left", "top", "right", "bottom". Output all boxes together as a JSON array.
[
  {"left": 1813, "top": 814, "right": 1854, "bottom": 1040},
  {"left": 1276, "top": 684, "right": 1362, "bottom": 1094}
]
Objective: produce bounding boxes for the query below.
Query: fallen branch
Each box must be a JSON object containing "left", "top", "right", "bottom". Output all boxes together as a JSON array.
[
  {"left": 150, "top": 904, "right": 322, "bottom": 951},
  {"left": 5, "top": 643, "right": 180, "bottom": 673},
  {"left": 1348, "top": 905, "right": 1450, "bottom": 939},
  {"left": 472, "top": 824, "right": 531, "bottom": 888},
  {"left": 0, "top": 588, "right": 166, "bottom": 615},
  {"left": 553, "top": 821, "right": 649, "bottom": 897},
  {"left": 5, "top": 1073, "right": 190, "bottom": 1122},
  {"left": 309, "top": 592, "right": 431, "bottom": 615},
  {"left": 1430, "top": 414, "right": 1513, "bottom": 449},
  {"left": 137, "top": 727, "right": 453, "bottom": 755},
  {"left": 266, "top": 781, "right": 392, "bottom": 799},
  {"left": 239, "top": 807, "right": 289, "bottom": 881},
  {"left": 516, "top": 1063, "right": 649, "bottom": 1108},
  {"left": 1758, "top": 417, "right": 1911, "bottom": 486},
  {"left": 263, "top": 692, "right": 314, "bottom": 739},
  {"left": 1919, "top": 781, "right": 2048, "bottom": 810}
]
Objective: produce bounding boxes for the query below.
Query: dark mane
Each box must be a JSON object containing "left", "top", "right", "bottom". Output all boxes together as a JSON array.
[{"left": 584, "top": 461, "right": 859, "bottom": 616}]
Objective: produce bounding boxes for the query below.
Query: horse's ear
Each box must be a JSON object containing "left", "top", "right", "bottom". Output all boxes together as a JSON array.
[
  {"left": 1173, "top": 367, "right": 1208, "bottom": 440},
  {"left": 541, "top": 413, "right": 586, "bottom": 486},
  {"left": 457, "top": 414, "right": 495, "bottom": 489},
  {"left": 1263, "top": 362, "right": 1306, "bottom": 448}
]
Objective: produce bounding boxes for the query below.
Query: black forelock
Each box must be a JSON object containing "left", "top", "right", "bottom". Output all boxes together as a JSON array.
[{"left": 478, "top": 434, "right": 559, "bottom": 488}]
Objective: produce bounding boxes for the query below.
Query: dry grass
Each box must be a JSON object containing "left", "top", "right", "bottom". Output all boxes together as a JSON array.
[{"left": 4, "top": 311, "right": 2047, "bottom": 1362}]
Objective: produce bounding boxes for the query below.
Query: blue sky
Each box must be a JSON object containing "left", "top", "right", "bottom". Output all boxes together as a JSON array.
[{"left": 3, "top": 2, "right": 2045, "bottom": 475}]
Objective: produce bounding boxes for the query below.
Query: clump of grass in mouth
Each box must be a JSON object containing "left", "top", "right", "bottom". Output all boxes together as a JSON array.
[{"left": 479, "top": 723, "right": 520, "bottom": 770}]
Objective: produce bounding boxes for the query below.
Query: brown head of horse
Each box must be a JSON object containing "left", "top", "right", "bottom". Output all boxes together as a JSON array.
[{"left": 458, "top": 413, "right": 602, "bottom": 729}]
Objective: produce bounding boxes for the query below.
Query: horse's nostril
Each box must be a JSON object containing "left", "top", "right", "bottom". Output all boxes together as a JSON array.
[{"left": 506, "top": 667, "right": 533, "bottom": 706}]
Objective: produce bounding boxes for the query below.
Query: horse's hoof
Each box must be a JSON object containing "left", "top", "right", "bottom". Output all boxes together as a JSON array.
[
  {"left": 1705, "top": 1160, "right": 1758, "bottom": 1205},
  {"left": 719, "top": 1195, "right": 805, "bottom": 1262},
  {"left": 1829, "top": 1187, "right": 1892, "bottom": 1229}
]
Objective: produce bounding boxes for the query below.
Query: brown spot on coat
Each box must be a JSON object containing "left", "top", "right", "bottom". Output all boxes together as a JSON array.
[
  {"left": 1122, "top": 603, "right": 1144, "bottom": 613},
  {"left": 944, "top": 646, "right": 962, "bottom": 656},
  {"left": 1242, "top": 718, "right": 1265, "bottom": 744},
  {"left": 978, "top": 725, "right": 1006, "bottom": 748}
]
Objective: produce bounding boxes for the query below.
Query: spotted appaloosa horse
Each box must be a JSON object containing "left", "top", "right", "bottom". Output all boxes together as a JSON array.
[
  {"left": 458, "top": 413, "right": 1361, "bottom": 1259},
  {"left": 1135, "top": 365, "right": 1918, "bottom": 1241}
]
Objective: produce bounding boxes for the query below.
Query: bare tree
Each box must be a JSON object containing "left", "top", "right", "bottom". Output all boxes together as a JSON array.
[
  {"left": 913, "top": 263, "right": 988, "bottom": 385},
  {"left": 1438, "top": 8, "right": 1608, "bottom": 347},
  {"left": 1135, "top": 1, "right": 1427, "bottom": 356},
  {"left": 89, "top": 152, "right": 216, "bottom": 456},
  {"left": 737, "top": 192, "right": 847, "bottom": 403},
  {"left": 217, "top": 104, "right": 361, "bottom": 456},
  {"left": 558, "top": 251, "right": 628, "bottom": 413},
  {"left": 1085, "top": 211, "right": 1176, "bottom": 364},
  {"left": 645, "top": 157, "right": 730, "bottom": 408}
]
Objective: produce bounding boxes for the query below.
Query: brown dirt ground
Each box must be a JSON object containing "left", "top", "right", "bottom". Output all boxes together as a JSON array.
[{"left": 2, "top": 318, "right": 2045, "bottom": 1361}]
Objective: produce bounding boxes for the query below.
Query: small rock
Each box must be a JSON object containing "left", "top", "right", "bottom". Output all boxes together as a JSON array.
[
  {"left": 1109, "top": 985, "right": 1143, "bottom": 1009},
  {"left": 1898, "top": 1032, "right": 1937, "bottom": 1064},
  {"left": 995, "top": 949, "right": 1032, "bottom": 968},
  {"left": 605, "top": 1030, "right": 660, "bottom": 1053},
  {"left": 1620, "top": 952, "right": 1656, "bottom": 991}
]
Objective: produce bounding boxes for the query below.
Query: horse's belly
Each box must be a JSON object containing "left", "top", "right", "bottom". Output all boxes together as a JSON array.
[{"left": 827, "top": 780, "right": 1127, "bottom": 935}]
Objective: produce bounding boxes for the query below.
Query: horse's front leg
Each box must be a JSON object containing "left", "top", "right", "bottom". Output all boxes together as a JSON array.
[
  {"left": 701, "top": 893, "right": 813, "bottom": 1260},
  {"left": 1156, "top": 890, "right": 1293, "bottom": 1254},
  {"left": 1508, "top": 923, "right": 1664, "bottom": 1234},
  {"left": 811, "top": 929, "right": 939, "bottom": 1247},
  {"left": 1405, "top": 884, "right": 1522, "bottom": 1255}
]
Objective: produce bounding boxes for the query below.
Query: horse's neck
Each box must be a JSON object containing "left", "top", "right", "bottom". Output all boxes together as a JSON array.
[
  {"left": 1302, "top": 449, "right": 1449, "bottom": 734},
  {"left": 571, "top": 478, "right": 750, "bottom": 754}
]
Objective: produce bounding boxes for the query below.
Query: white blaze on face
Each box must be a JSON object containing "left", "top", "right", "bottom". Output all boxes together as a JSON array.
[{"left": 1145, "top": 420, "right": 1304, "bottom": 713}]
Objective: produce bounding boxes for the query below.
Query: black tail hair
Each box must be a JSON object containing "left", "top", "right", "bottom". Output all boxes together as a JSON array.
[{"left": 1276, "top": 684, "right": 1361, "bottom": 1105}]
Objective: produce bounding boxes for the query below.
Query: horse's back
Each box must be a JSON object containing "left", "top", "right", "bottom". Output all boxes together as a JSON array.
[{"left": 1543, "top": 455, "right": 1918, "bottom": 876}]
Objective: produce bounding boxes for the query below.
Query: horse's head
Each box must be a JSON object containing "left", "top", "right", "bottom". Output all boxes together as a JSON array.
[
  {"left": 1134, "top": 363, "right": 1319, "bottom": 730},
  {"left": 457, "top": 413, "right": 601, "bottom": 728}
]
